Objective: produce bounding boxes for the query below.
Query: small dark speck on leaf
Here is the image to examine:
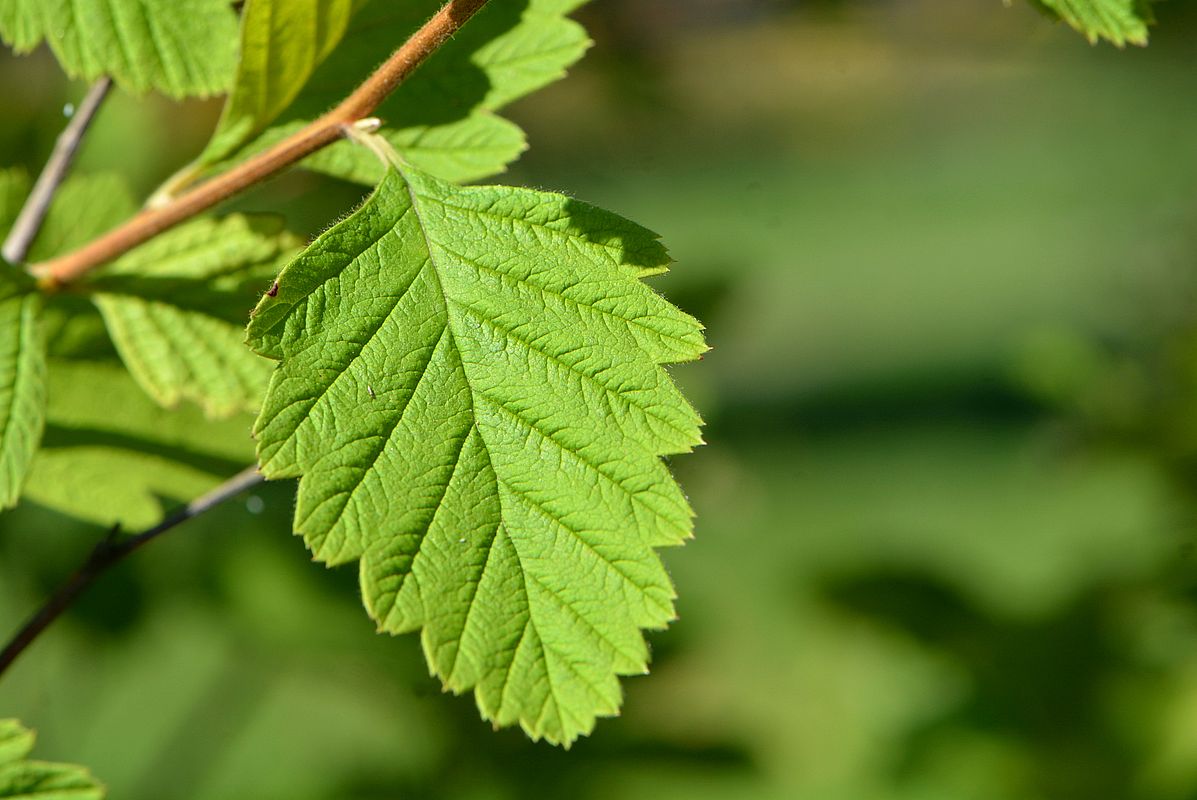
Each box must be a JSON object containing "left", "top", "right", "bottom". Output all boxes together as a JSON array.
[
  {"left": 367, "top": 385, "right": 376, "bottom": 399},
  {"left": 267, "top": 281, "right": 279, "bottom": 297}
]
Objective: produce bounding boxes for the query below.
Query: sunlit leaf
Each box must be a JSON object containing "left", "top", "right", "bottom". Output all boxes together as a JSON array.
[
  {"left": 0, "top": 170, "right": 43, "bottom": 510},
  {"left": 249, "top": 165, "right": 705, "bottom": 744}
]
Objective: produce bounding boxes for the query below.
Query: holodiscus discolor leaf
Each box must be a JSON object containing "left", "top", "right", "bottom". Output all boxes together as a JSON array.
[{"left": 249, "top": 165, "right": 705, "bottom": 744}]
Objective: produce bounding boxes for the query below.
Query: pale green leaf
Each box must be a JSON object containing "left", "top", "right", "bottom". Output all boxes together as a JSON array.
[
  {"left": 0, "top": 0, "right": 239, "bottom": 97},
  {"left": 86, "top": 215, "right": 301, "bottom": 417},
  {"left": 1031, "top": 0, "right": 1156, "bottom": 45},
  {"left": 200, "top": 0, "right": 589, "bottom": 184},
  {"left": 93, "top": 299, "right": 272, "bottom": 419},
  {"left": 250, "top": 166, "right": 705, "bottom": 745},
  {"left": 0, "top": 719, "right": 104, "bottom": 800},
  {"left": 24, "top": 359, "right": 257, "bottom": 528}
]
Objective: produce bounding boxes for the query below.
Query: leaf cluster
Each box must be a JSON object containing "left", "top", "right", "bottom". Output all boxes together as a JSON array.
[{"left": 0, "top": 0, "right": 705, "bottom": 746}]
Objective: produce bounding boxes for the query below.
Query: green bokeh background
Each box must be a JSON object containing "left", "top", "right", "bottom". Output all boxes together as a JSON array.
[{"left": 7, "top": 1, "right": 1197, "bottom": 797}]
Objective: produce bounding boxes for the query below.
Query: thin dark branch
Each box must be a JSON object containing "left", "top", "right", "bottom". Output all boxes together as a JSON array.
[
  {"left": 0, "top": 465, "right": 263, "bottom": 679},
  {"left": 2, "top": 77, "right": 113, "bottom": 265}
]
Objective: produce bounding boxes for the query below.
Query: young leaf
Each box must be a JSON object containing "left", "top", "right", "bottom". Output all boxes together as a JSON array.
[
  {"left": 249, "top": 166, "right": 705, "bottom": 745},
  {"left": 0, "top": 719, "right": 104, "bottom": 799},
  {"left": 1031, "top": 0, "right": 1156, "bottom": 45},
  {"left": 199, "top": 0, "right": 590, "bottom": 184},
  {"left": 201, "top": 0, "right": 359, "bottom": 165},
  {"left": 0, "top": 280, "right": 44, "bottom": 510},
  {"left": 0, "top": 0, "right": 238, "bottom": 98},
  {"left": 85, "top": 216, "right": 302, "bottom": 417},
  {"left": 23, "top": 360, "right": 257, "bottom": 529}
]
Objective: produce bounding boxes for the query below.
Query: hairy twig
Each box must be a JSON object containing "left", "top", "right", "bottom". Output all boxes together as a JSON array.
[
  {"left": 31, "top": 0, "right": 491, "bottom": 289},
  {"left": 2, "top": 77, "right": 112, "bottom": 265},
  {"left": 0, "top": 466, "right": 263, "bottom": 678}
]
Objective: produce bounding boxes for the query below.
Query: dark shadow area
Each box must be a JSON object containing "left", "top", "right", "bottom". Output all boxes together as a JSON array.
[{"left": 821, "top": 567, "right": 1144, "bottom": 800}]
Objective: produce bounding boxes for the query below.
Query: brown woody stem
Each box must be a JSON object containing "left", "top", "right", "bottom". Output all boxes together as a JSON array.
[{"left": 30, "top": 0, "right": 491, "bottom": 289}]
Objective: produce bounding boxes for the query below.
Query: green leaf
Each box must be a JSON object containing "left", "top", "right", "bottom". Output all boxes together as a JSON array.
[
  {"left": 0, "top": 268, "right": 33, "bottom": 304},
  {"left": 86, "top": 215, "right": 301, "bottom": 417},
  {"left": 23, "top": 359, "right": 257, "bottom": 529},
  {"left": 1031, "top": 0, "right": 1157, "bottom": 45},
  {"left": 200, "top": 0, "right": 589, "bottom": 184},
  {"left": 0, "top": 287, "right": 44, "bottom": 510},
  {"left": 250, "top": 166, "right": 705, "bottom": 745},
  {"left": 0, "top": 719, "right": 104, "bottom": 799},
  {"left": 0, "top": 0, "right": 239, "bottom": 98},
  {"left": 0, "top": 167, "right": 43, "bottom": 510},
  {"left": 0, "top": 172, "right": 43, "bottom": 510}
]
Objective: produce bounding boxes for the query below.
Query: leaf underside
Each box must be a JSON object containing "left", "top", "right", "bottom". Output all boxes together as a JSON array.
[
  {"left": 249, "top": 166, "right": 705, "bottom": 745},
  {"left": 0, "top": 719, "right": 104, "bottom": 800},
  {"left": 0, "top": 0, "right": 239, "bottom": 97}
]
